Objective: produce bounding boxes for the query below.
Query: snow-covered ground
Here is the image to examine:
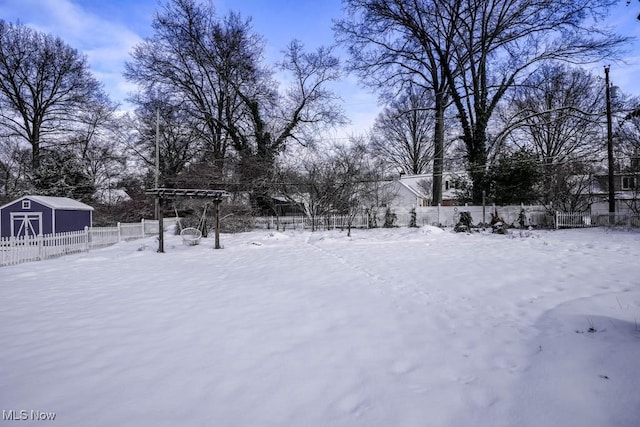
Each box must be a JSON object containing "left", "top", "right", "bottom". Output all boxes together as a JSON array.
[{"left": 1, "top": 226, "right": 639, "bottom": 427}]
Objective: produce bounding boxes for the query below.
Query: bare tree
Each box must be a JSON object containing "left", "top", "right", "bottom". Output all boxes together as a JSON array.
[
  {"left": 500, "top": 64, "right": 605, "bottom": 204},
  {"left": 66, "top": 94, "right": 127, "bottom": 202},
  {"left": 370, "top": 85, "right": 434, "bottom": 175},
  {"left": 615, "top": 95, "right": 640, "bottom": 214},
  {"left": 625, "top": 0, "right": 640, "bottom": 20},
  {"left": 125, "top": 0, "right": 250, "bottom": 177},
  {"left": 615, "top": 95, "right": 640, "bottom": 162},
  {"left": 226, "top": 39, "right": 345, "bottom": 209},
  {"left": 335, "top": 0, "right": 455, "bottom": 205},
  {"left": 503, "top": 65, "right": 604, "bottom": 163},
  {"left": 276, "top": 153, "right": 336, "bottom": 231},
  {"left": 338, "top": 0, "right": 629, "bottom": 203},
  {"left": 126, "top": 0, "right": 344, "bottom": 209},
  {"left": 122, "top": 90, "right": 205, "bottom": 189},
  {"left": 545, "top": 162, "right": 597, "bottom": 212},
  {"left": 442, "top": 0, "right": 627, "bottom": 202},
  {"left": 276, "top": 141, "right": 376, "bottom": 234},
  {"left": 329, "top": 142, "right": 378, "bottom": 236},
  {"left": 0, "top": 20, "right": 107, "bottom": 172}
]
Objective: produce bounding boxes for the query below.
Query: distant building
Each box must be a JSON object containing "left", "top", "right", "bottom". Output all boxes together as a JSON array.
[{"left": 384, "top": 172, "right": 468, "bottom": 208}]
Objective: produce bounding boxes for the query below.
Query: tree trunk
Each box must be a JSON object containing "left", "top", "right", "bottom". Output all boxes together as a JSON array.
[
  {"left": 432, "top": 97, "right": 445, "bottom": 206},
  {"left": 465, "top": 131, "right": 489, "bottom": 204},
  {"left": 31, "top": 141, "right": 40, "bottom": 171}
]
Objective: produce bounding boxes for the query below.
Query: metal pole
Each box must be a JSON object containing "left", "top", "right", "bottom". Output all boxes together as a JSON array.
[{"left": 605, "top": 66, "right": 615, "bottom": 224}]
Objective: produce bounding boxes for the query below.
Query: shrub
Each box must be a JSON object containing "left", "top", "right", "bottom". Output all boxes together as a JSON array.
[
  {"left": 409, "top": 208, "right": 418, "bottom": 228},
  {"left": 454, "top": 211, "right": 473, "bottom": 232},
  {"left": 383, "top": 207, "right": 397, "bottom": 228}
]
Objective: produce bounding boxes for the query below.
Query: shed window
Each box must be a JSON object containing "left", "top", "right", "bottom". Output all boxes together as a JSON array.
[{"left": 22, "top": 200, "right": 30, "bottom": 209}]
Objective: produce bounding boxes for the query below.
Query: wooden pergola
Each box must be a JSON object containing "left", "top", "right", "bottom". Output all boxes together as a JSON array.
[{"left": 145, "top": 188, "right": 230, "bottom": 252}]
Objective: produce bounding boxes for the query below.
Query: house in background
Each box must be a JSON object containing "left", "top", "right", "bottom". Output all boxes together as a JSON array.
[
  {"left": 0, "top": 195, "right": 94, "bottom": 238},
  {"left": 384, "top": 172, "right": 468, "bottom": 208},
  {"left": 590, "top": 171, "right": 640, "bottom": 214},
  {"left": 604, "top": 173, "right": 637, "bottom": 192},
  {"left": 269, "top": 195, "right": 307, "bottom": 216}
]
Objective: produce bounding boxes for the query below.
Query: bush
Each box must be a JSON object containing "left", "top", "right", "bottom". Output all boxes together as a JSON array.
[
  {"left": 409, "top": 208, "right": 418, "bottom": 228},
  {"left": 365, "top": 207, "right": 376, "bottom": 228},
  {"left": 383, "top": 207, "right": 397, "bottom": 228},
  {"left": 454, "top": 211, "right": 473, "bottom": 232},
  {"left": 490, "top": 210, "right": 507, "bottom": 234},
  {"left": 518, "top": 209, "right": 526, "bottom": 229},
  {"left": 219, "top": 203, "right": 254, "bottom": 233}
]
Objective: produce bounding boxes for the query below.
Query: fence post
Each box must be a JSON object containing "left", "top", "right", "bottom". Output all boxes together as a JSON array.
[
  {"left": 482, "top": 192, "right": 487, "bottom": 224},
  {"left": 141, "top": 218, "right": 145, "bottom": 237},
  {"left": 84, "top": 226, "right": 90, "bottom": 251},
  {"left": 555, "top": 211, "right": 559, "bottom": 230},
  {"left": 117, "top": 222, "right": 122, "bottom": 242},
  {"left": 37, "top": 234, "right": 43, "bottom": 261}
]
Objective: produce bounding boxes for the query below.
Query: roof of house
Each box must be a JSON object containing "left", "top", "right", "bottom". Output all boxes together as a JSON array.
[
  {"left": 396, "top": 171, "right": 468, "bottom": 200},
  {"left": 397, "top": 174, "right": 431, "bottom": 198},
  {"left": 0, "top": 195, "right": 94, "bottom": 211}
]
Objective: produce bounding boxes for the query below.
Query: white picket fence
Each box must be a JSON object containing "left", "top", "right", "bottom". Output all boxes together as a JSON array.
[
  {"left": 0, "top": 217, "right": 180, "bottom": 267},
  {"left": 555, "top": 212, "right": 594, "bottom": 229},
  {"left": 555, "top": 211, "right": 640, "bottom": 229}
]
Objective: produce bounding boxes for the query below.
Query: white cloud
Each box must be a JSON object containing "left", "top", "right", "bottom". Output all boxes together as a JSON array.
[{"left": 0, "top": 0, "right": 147, "bottom": 107}]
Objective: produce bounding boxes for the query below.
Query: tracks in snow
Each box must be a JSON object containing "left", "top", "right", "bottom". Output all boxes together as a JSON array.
[{"left": 303, "top": 236, "right": 434, "bottom": 312}]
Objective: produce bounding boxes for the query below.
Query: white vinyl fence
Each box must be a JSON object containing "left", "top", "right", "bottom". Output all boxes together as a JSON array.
[
  {"left": 593, "top": 213, "right": 640, "bottom": 228},
  {"left": 253, "top": 214, "right": 370, "bottom": 231},
  {"left": 255, "top": 206, "right": 640, "bottom": 231},
  {"left": 0, "top": 217, "right": 180, "bottom": 267},
  {"left": 253, "top": 205, "right": 551, "bottom": 231}
]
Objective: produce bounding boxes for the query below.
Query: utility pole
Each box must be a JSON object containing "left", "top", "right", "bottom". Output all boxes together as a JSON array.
[
  {"left": 605, "top": 66, "right": 615, "bottom": 224},
  {"left": 155, "top": 108, "right": 164, "bottom": 253},
  {"left": 155, "top": 107, "right": 160, "bottom": 221}
]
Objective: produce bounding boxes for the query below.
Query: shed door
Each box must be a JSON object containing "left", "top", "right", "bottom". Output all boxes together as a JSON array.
[{"left": 10, "top": 212, "right": 42, "bottom": 238}]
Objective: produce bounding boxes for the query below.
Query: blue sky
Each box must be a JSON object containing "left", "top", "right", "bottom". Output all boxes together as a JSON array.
[{"left": 1, "top": 0, "right": 639, "bottom": 138}]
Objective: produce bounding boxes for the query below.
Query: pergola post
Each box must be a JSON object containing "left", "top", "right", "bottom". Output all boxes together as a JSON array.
[
  {"left": 214, "top": 200, "right": 221, "bottom": 249},
  {"left": 158, "top": 196, "right": 164, "bottom": 253},
  {"left": 145, "top": 188, "right": 229, "bottom": 253}
]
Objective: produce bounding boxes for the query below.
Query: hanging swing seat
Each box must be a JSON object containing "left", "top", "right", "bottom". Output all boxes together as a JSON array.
[
  {"left": 180, "top": 227, "right": 202, "bottom": 246},
  {"left": 174, "top": 201, "right": 211, "bottom": 246}
]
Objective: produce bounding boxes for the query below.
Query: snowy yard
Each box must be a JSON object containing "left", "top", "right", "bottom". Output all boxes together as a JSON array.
[{"left": 1, "top": 226, "right": 639, "bottom": 427}]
